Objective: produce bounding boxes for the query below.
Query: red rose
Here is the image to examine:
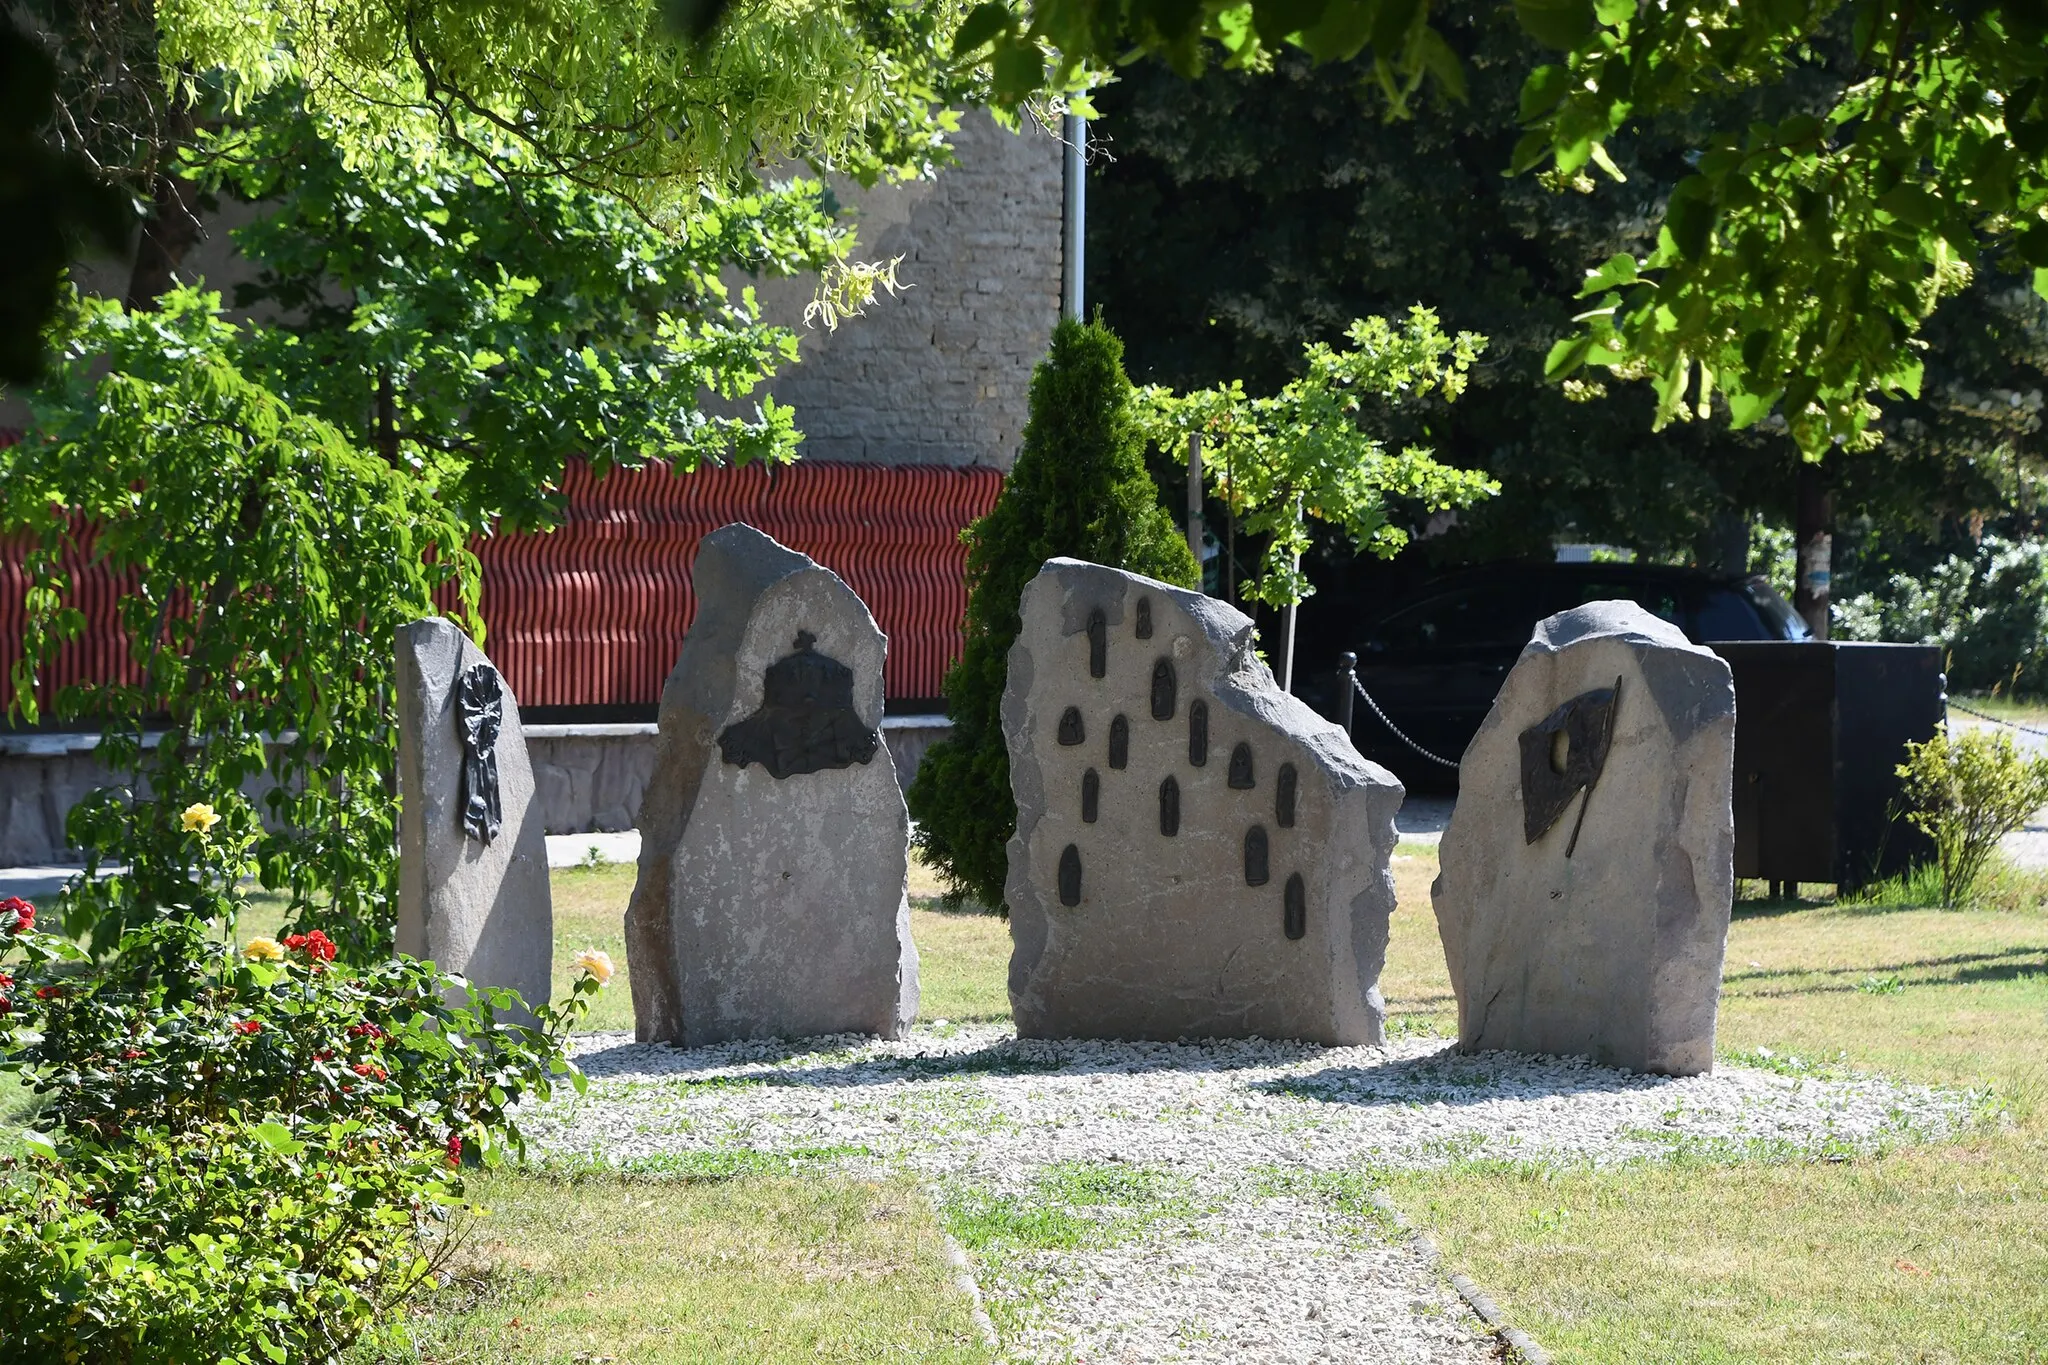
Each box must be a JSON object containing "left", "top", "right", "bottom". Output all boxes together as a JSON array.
[
  {"left": 233, "top": 1020, "right": 261, "bottom": 1036},
  {"left": 445, "top": 1132, "right": 463, "bottom": 1167},
  {"left": 123, "top": 1049, "right": 143, "bottom": 1060},
  {"left": 0, "top": 997, "right": 11, "bottom": 1016},
  {"left": 303, "top": 930, "right": 337, "bottom": 962},
  {"left": 314, "top": 1049, "right": 333, "bottom": 1062},
  {"left": 0, "top": 972, "right": 13, "bottom": 989},
  {"left": 0, "top": 897, "right": 31, "bottom": 933},
  {"left": 34, "top": 986, "right": 62, "bottom": 1001}
]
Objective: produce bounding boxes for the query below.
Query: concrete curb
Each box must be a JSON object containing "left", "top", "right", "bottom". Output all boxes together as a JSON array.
[
  {"left": 938, "top": 1225, "right": 1000, "bottom": 1350},
  {"left": 1371, "top": 1192, "right": 1551, "bottom": 1365}
]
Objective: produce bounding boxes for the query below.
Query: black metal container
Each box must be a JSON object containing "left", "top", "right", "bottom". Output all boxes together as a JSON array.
[{"left": 1709, "top": 641, "right": 1945, "bottom": 892}]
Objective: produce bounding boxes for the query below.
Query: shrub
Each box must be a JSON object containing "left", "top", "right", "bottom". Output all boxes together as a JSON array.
[
  {"left": 1835, "top": 534, "right": 2048, "bottom": 695},
  {"left": 0, "top": 815, "right": 602, "bottom": 1363},
  {"left": 1895, "top": 726, "right": 2048, "bottom": 907},
  {"left": 907, "top": 317, "right": 1198, "bottom": 910}
]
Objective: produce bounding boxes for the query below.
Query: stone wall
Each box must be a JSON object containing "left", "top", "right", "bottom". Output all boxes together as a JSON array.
[
  {"left": 747, "top": 110, "right": 1064, "bottom": 470},
  {"left": 0, "top": 718, "right": 951, "bottom": 864}
]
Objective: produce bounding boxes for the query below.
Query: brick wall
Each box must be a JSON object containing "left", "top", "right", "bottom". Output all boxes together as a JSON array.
[{"left": 750, "top": 110, "right": 1065, "bottom": 471}]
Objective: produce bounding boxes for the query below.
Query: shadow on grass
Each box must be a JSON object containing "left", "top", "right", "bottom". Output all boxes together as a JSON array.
[{"left": 1726, "top": 946, "right": 2048, "bottom": 997}]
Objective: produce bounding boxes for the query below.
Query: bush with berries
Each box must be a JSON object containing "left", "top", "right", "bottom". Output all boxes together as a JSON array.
[{"left": 0, "top": 811, "right": 605, "bottom": 1362}]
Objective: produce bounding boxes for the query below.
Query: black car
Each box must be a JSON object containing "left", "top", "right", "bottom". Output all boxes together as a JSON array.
[{"left": 1334, "top": 562, "right": 1808, "bottom": 786}]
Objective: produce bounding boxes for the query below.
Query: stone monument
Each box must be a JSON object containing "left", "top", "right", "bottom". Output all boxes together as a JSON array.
[
  {"left": 1432, "top": 601, "right": 1736, "bottom": 1076},
  {"left": 1004, "top": 558, "right": 1404, "bottom": 1045},
  {"left": 626, "top": 523, "right": 918, "bottom": 1045},
  {"left": 397, "top": 618, "right": 553, "bottom": 1012}
]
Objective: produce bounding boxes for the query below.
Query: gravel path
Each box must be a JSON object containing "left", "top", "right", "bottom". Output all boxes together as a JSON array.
[{"left": 524, "top": 1024, "right": 1975, "bottom": 1364}]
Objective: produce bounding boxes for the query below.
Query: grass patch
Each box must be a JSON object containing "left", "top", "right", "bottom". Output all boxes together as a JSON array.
[
  {"left": 352, "top": 1167, "right": 993, "bottom": 1364},
  {"left": 1379, "top": 845, "right": 2048, "bottom": 1364},
  {"left": 942, "top": 1159, "right": 1195, "bottom": 1255}
]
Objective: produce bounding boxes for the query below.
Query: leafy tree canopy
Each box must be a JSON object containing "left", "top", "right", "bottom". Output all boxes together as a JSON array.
[
  {"left": 1093, "top": 22, "right": 2045, "bottom": 562},
  {"left": 956, "top": 0, "right": 2048, "bottom": 456}
]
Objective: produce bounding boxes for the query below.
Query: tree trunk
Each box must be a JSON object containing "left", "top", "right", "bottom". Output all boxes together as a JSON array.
[
  {"left": 1697, "top": 509, "right": 1750, "bottom": 578},
  {"left": 1794, "top": 459, "right": 1832, "bottom": 638},
  {"left": 124, "top": 104, "right": 200, "bottom": 312}
]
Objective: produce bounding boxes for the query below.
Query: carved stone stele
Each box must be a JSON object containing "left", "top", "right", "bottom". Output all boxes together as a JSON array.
[
  {"left": 1432, "top": 601, "right": 1736, "bottom": 1076},
  {"left": 626, "top": 523, "right": 918, "bottom": 1045},
  {"left": 397, "top": 618, "right": 553, "bottom": 1015},
  {"left": 1005, "top": 558, "right": 1403, "bottom": 1044}
]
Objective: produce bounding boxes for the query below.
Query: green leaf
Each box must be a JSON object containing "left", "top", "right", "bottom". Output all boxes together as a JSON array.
[
  {"left": 1369, "top": 0, "right": 1424, "bottom": 58},
  {"left": 17, "top": 1129, "right": 58, "bottom": 1160},
  {"left": 2035, "top": 267, "right": 2048, "bottom": 302},
  {"left": 1514, "top": 0, "right": 1597, "bottom": 51},
  {"left": 250, "top": 1120, "right": 305, "bottom": 1156},
  {"left": 1518, "top": 65, "right": 1571, "bottom": 121},
  {"left": 1664, "top": 177, "right": 1715, "bottom": 260},
  {"left": 1877, "top": 185, "right": 1939, "bottom": 229},
  {"left": 1588, "top": 142, "right": 1626, "bottom": 183},
  {"left": 951, "top": 3, "right": 1010, "bottom": 57},
  {"left": 1295, "top": 0, "right": 1375, "bottom": 60},
  {"left": 1510, "top": 129, "right": 1554, "bottom": 175},
  {"left": 1545, "top": 334, "right": 1594, "bottom": 379},
  {"left": 1581, "top": 252, "right": 1639, "bottom": 293},
  {"left": 1416, "top": 28, "right": 1468, "bottom": 103},
  {"left": 1591, "top": 0, "right": 1633, "bottom": 24},
  {"left": 989, "top": 37, "right": 1043, "bottom": 106}
]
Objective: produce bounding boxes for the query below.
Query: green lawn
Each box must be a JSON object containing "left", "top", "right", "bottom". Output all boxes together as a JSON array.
[
  {"left": 1379, "top": 875, "right": 2048, "bottom": 1365},
  {"left": 39, "top": 845, "right": 2048, "bottom": 1361}
]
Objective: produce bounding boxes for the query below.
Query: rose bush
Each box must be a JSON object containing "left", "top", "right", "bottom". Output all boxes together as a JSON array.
[{"left": 0, "top": 822, "right": 603, "bottom": 1362}]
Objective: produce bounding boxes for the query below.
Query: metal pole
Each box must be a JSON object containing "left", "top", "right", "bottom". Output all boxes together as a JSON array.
[
  {"left": 1281, "top": 559, "right": 1299, "bottom": 694},
  {"left": 1336, "top": 652, "right": 1357, "bottom": 737},
  {"left": 1186, "top": 432, "right": 1204, "bottom": 577},
  {"left": 1061, "top": 113, "right": 1086, "bottom": 320}
]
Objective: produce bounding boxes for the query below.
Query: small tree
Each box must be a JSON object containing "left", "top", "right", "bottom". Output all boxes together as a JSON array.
[
  {"left": 1132, "top": 308, "right": 1497, "bottom": 687},
  {"left": 1897, "top": 726, "right": 2048, "bottom": 908},
  {"left": 908, "top": 318, "right": 1198, "bottom": 910}
]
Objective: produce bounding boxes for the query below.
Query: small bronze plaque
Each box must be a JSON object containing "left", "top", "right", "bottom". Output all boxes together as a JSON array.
[
  {"left": 1188, "top": 699, "right": 1209, "bottom": 766},
  {"left": 1086, "top": 607, "right": 1107, "bottom": 679},
  {"left": 456, "top": 663, "right": 504, "bottom": 844},
  {"left": 1519, "top": 677, "right": 1622, "bottom": 857},
  {"left": 1244, "top": 825, "right": 1269, "bottom": 886},
  {"left": 1227, "top": 742, "right": 1255, "bottom": 789},
  {"left": 1275, "top": 763, "right": 1298, "bottom": 828},
  {"left": 1283, "top": 873, "right": 1306, "bottom": 940},
  {"left": 1108, "top": 715, "right": 1130, "bottom": 769},
  {"left": 717, "top": 632, "right": 881, "bottom": 780},
  {"left": 1058, "top": 844, "right": 1083, "bottom": 906},
  {"left": 1134, "top": 596, "right": 1153, "bottom": 639},
  {"left": 1082, "top": 768, "right": 1100, "bottom": 824},
  {"left": 1151, "top": 658, "right": 1177, "bottom": 720},
  {"left": 1159, "top": 775, "right": 1180, "bottom": 836},
  {"left": 1058, "top": 706, "right": 1086, "bottom": 746}
]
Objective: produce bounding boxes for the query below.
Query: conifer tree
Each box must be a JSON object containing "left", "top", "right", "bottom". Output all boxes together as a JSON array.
[{"left": 908, "top": 317, "right": 1198, "bottom": 911}]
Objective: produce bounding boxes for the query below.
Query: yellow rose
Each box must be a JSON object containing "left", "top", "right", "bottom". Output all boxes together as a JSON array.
[
  {"left": 181, "top": 803, "right": 221, "bottom": 835},
  {"left": 572, "top": 948, "right": 615, "bottom": 984},
  {"left": 243, "top": 937, "right": 285, "bottom": 962}
]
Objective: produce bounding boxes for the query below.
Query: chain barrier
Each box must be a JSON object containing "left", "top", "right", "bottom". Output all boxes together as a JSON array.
[
  {"left": 1349, "top": 674, "right": 1461, "bottom": 769},
  {"left": 1946, "top": 698, "right": 2048, "bottom": 739}
]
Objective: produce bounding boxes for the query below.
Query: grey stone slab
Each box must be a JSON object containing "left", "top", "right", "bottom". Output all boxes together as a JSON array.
[
  {"left": 626, "top": 523, "right": 917, "bottom": 1046},
  {"left": 1432, "top": 601, "right": 1736, "bottom": 1076},
  {"left": 397, "top": 618, "right": 554, "bottom": 1014},
  {"left": 1004, "top": 559, "right": 1404, "bottom": 1045}
]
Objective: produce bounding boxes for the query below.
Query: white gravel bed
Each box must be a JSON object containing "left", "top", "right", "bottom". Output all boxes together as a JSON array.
[{"left": 522, "top": 1025, "right": 1977, "bottom": 1363}]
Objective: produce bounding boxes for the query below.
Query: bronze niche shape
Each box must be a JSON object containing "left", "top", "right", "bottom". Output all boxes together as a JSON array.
[
  {"left": 1108, "top": 714, "right": 1130, "bottom": 769},
  {"left": 1519, "top": 676, "right": 1622, "bottom": 857},
  {"left": 717, "top": 631, "right": 881, "bottom": 780},
  {"left": 1086, "top": 607, "right": 1108, "bottom": 679},
  {"left": 1082, "top": 768, "right": 1100, "bottom": 824},
  {"left": 456, "top": 662, "right": 504, "bottom": 844},
  {"left": 1057, "top": 706, "right": 1086, "bottom": 746},
  {"left": 1159, "top": 775, "right": 1180, "bottom": 836},
  {"left": 1275, "top": 763, "right": 1298, "bottom": 828},
  {"left": 1058, "top": 844, "right": 1083, "bottom": 906},
  {"left": 1150, "top": 658, "right": 1177, "bottom": 720},
  {"left": 1244, "top": 825, "right": 1270, "bottom": 886},
  {"left": 1134, "top": 596, "right": 1154, "bottom": 639},
  {"left": 1188, "top": 699, "right": 1209, "bottom": 766},
  {"left": 1227, "top": 742, "right": 1255, "bottom": 789},
  {"left": 1283, "top": 873, "right": 1306, "bottom": 940}
]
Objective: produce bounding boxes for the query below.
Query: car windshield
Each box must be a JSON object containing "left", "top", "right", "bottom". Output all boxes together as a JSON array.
[
  {"left": 1741, "top": 577, "right": 1811, "bottom": 639},
  {"left": 1692, "top": 587, "right": 1771, "bottom": 641}
]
